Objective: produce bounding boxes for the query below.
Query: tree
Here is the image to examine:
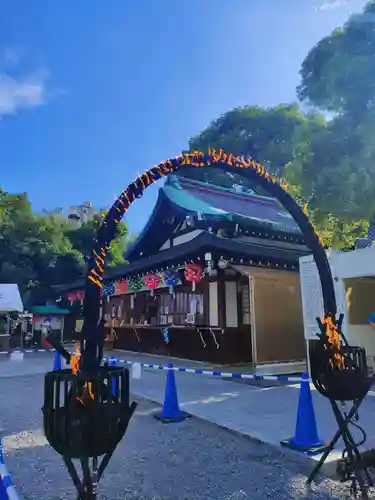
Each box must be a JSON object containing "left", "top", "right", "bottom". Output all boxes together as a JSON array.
[
  {"left": 185, "top": 104, "right": 369, "bottom": 247},
  {"left": 298, "top": 0, "right": 375, "bottom": 117},
  {"left": 0, "top": 189, "right": 84, "bottom": 304},
  {"left": 184, "top": 104, "right": 327, "bottom": 197},
  {"left": 296, "top": 0, "right": 375, "bottom": 222},
  {"left": 0, "top": 189, "right": 136, "bottom": 306},
  {"left": 184, "top": 2, "right": 375, "bottom": 243},
  {"left": 65, "top": 211, "right": 132, "bottom": 267},
  {"left": 181, "top": 104, "right": 327, "bottom": 201},
  {"left": 188, "top": 104, "right": 317, "bottom": 176}
]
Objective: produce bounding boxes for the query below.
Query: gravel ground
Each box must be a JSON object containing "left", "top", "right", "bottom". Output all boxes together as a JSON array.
[{"left": 0, "top": 372, "right": 363, "bottom": 500}]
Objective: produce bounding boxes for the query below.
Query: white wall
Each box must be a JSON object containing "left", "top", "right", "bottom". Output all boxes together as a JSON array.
[
  {"left": 300, "top": 248, "right": 375, "bottom": 362},
  {"left": 159, "top": 229, "right": 203, "bottom": 251},
  {"left": 345, "top": 325, "right": 375, "bottom": 358},
  {"left": 172, "top": 230, "right": 203, "bottom": 246},
  {"left": 332, "top": 247, "right": 375, "bottom": 279},
  {"left": 209, "top": 282, "right": 219, "bottom": 326},
  {"left": 159, "top": 240, "right": 171, "bottom": 250},
  {"left": 225, "top": 281, "right": 238, "bottom": 327}
]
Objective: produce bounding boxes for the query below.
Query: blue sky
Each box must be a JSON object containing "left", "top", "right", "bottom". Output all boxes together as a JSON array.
[{"left": 0, "top": 0, "right": 368, "bottom": 235}]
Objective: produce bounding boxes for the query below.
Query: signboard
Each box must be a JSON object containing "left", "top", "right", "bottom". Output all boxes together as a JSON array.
[
  {"left": 299, "top": 255, "right": 324, "bottom": 340},
  {"left": 0, "top": 284, "right": 23, "bottom": 313},
  {"left": 75, "top": 319, "right": 84, "bottom": 332},
  {"left": 299, "top": 252, "right": 346, "bottom": 340}
]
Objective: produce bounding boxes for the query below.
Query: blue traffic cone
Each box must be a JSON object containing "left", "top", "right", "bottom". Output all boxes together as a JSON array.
[
  {"left": 53, "top": 352, "right": 62, "bottom": 371},
  {"left": 0, "top": 476, "right": 7, "bottom": 500},
  {"left": 154, "top": 364, "right": 190, "bottom": 423},
  {"left": 280, "top": 372, "right": 327, "bottom": 455},
  {"left": 0, "top": 441, "right": 18, "bottom": 500},
  {"left": 108, "top": 356, "right": 117, "bottom": 396}
]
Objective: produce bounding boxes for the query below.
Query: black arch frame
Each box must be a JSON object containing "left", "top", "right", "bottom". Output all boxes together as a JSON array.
[{"left": 79, "top": 149, "right": 337, "bottom": 368}]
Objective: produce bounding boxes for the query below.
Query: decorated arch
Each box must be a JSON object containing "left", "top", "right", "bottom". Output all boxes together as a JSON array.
[
  {"left": 43, "top": 149, "right": 370, "bottom": 500},
  {"left": 80, "top": 149, "right": 339, "bottom": 363}
]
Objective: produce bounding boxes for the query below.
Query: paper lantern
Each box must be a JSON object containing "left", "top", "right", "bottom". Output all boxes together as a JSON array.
[
  {"left": 143, "top": 273, "right": 161, "bottom": 296},
  {"left": 115, "top": 280, "right": 128, "bottom": 295},
  {"left": 102, "top": 281, "right": 115, "bottom": 301},
  {"left": 67, "top": 292, "right": 77, "bottom": 305},
  {"left": 128, "top": 276, "right": 143, "bottom": 293},
  {"left": 162, "top": 327, "right": 169, "bottom": 344},
  {"left": 76, "top": 290, "right": 85, "bottom": 305},
  {"left": 163, "top": 270, "right": 180, "bottom": 295},
  {"left": 184, "top": 263, "right": 204, "bottom": 291}
]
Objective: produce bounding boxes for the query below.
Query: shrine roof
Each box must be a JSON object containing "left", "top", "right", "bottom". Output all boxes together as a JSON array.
[{"left": 124, "top": 174, "right": 301, "bottom": 262}]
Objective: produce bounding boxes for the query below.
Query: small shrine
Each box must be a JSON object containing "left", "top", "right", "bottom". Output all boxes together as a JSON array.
[{"left": 56, "top": 168, "right": 310, "bottom": 369}]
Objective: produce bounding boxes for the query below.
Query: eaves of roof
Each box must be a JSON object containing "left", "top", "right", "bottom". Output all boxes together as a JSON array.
[{"left": 54, "top": 231, "right": 309, "bottom": 294}]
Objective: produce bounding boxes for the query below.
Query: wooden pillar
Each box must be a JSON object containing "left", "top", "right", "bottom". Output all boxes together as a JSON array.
[
  {"left": 249, "top": 276, "right": 258, "bottom": 365},
  {"left": 61, "top": 316, "right": 65, "bottom": 343}
]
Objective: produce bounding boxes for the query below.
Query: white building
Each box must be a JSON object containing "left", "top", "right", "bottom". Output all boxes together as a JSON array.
[
  {"left": 300, "top": 246, "right": 375, "bottom": 371},
  {"left": 67, "top": 201, "right": 96, "bottom": 226}
]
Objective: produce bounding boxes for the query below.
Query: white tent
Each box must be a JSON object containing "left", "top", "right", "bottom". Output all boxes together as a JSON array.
[{"left": 0, "top": 284, "right": 24, "bottom": 313}]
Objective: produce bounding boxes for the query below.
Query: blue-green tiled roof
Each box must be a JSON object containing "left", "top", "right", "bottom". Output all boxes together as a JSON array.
[{"left": 30, "top": 305, "right": 70, "bottom": 315}]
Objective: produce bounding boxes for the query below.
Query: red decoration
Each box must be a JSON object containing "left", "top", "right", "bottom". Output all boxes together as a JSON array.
[
  {"left": 143, "top": 273, "right": 161, "bottom": 289},
  {"left": 184, "top": 263, "right": 204, "bottom": 283},
  {"left": 76, "top": 290, "right": 85, "bottom": 301},
  {"left": 116, "top": 280, "right": 128, "bottom": 295},
  {"left": 184, "top": 263, "right": 204, "bottom": 291},
  {"left": 67, "top": 292, "right": 77, "bottom": 303},
  {"left": 43, "top": 338, "right": 52, "bottom": 349}
]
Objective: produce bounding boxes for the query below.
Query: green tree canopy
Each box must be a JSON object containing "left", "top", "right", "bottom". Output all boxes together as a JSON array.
[
  {"left": 64, "top": 211, "right": 131, "bottom": 267},
  {"left": 188, "top": 104, "right": 318, "bottom": 177},
  {"left": 0, "top": 189, "right": 134, "bottom": 305},
  {"left": 185, "top": 103, "right": 369, "bottom": 249},
  {"left": 184, "top": 104, "right": 326, "bottom": 197},
  {"left": 296, "top": 0, "right": 375, "bottom": 222},
  {"left": 298, "top": 0, "right": 375, "bottom": 117}
]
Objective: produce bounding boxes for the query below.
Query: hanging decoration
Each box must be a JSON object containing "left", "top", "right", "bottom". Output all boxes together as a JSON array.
[
  {"left": 210, "top": 328, "right": 220, "bottom": 349},
  {"left": 128, "top": 276, "right": 143, "bottom": 293},
  {"left": 66, "top": 292, "right": 77, "bottom": 306},
  {"left": 102, "top": 281, "right": 115, "bottom": 302},
  {"left": 114, "top": 279, "right": 128, "bottom": 295},
  {"left": 134, "top": 328, "right": 141, "bottom": 343},
  {"left": 76, "top": 290, "right": 85, "bottom": 305},
  {"left": 162, "top": 327, "right": 170, "bottom": 345},
  {"left": 184, "top": 263, "right": 204, "bottom": 291},
  {"left": 143, "top": 273, "right": 161, "bottom": 296},
  {"left": 204, "top": 252, "right": 213, "bottom": 274},
  {"left": 197, "top": 328, "right": 207, "bottom": 348},
  {"left": 111, "top": 303, "right": 119, "bottom": 324},
  {"left": 218, "top": 259, "right": 228, "bottom": 269},
  {"left": 163, "top": 270, "right": 181, "bottom": 296},
  {"left": 117, "top": 300, "right": 123, "bottom": 321}
]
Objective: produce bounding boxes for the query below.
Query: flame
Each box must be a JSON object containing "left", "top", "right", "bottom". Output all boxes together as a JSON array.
[
  {"left": 323, "top": 316, "right": 344, "bottom": 370},
  {"left": 77, "top": 382, "right": 95, "bottom": 404},
  {"left": 70, "top": 343, "right": 81, "bottom": 375},
  {"left": 85, "top": 382, "right": 95, "bottom": 400},
  {"left": 69, "top": 344, "right": 95, "bottom": 404},
  {"left": 76, "top": 382, "right": 95, "bottom": 405}
]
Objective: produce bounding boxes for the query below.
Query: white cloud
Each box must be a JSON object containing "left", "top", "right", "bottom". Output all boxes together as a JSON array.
[
  {"left": 0, "top": 69, "right": 48, "bottom": 116},
  {"left": 0, "top": 47, "right": 56, "bottom": 117},
  {"left": 2, "top": 47, "right": 22, "bottom": 67},
  {"left": 314, "top": 0, "right": 347, "bottom": 12}
]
